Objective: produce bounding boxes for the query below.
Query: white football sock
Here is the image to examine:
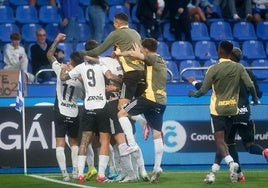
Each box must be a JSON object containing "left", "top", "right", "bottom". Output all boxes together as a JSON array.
[
  {"left": 211, "top": 163, "right": 220, "bottom": 174},
  {"left": 109, "top": 144, "right": 116, "bottom": 173},
  {"left": 71, "top": 145, "right": 78, "bottom": 170},
  {"left": 224, "top": 155, "right": 234, "bottom": 166},
  {"left": 56, "top": 147, "right": 67, "bottom": 174},
  {"left": 153, "top": 138, "right": 163, "bottom": 171},
  {"left": 77, "top": 155, "right": 87, "bottom": 177},
  {"left": 98, "top": 155, "right": 109, "bottom": 177},
  {"left": 86, "top": 144, "right": 95, "bottom": 168},
  {"left": 118, "top": 117, "right": 136, "bottom": 146},
  {"left": 131, "top": 115, "right": 147, "bottom": 129}
]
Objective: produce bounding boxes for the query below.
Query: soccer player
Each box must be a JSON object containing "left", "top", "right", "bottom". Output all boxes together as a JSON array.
[
  {"left": 60, "top": 40, "right": 138, "bottom": 183},
  {"left": 46, "top": 33, "right": 84, "bottom": 182},
  {"left": 79, "top": 13, "right": 145, "bottom": 151},
  {"left": 115, "top": 38, "right": 167, "bottom": 183},
  {"left": 225, "top": 47, "right": 267, "bottom": 181},
  {"left": 84, "top": 40, "right": 148, "bottom": 182},
  {"left": 188, "top": 41, "right": 259, "bottom": 183},
  {"left": 188, "top": 47, "right": 268, "bottom": 182}
]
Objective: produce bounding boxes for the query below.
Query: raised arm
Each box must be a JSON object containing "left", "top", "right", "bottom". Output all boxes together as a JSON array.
[{"left": 46, "top": 33, "right": 66, "bottom": 65}]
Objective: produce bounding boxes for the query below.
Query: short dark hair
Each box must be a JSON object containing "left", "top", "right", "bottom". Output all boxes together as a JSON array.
[
  {"left": 10, "top": 32, "right": 21, "bottom": 41},
  {"left": 142, "top": 38, "right": 158, "bottom": 52},
  {"left": 230, "top": 47, "right": 242, "bottom": 62},
  {"left": 114, "top": 13, "right": 129, "bottom": 22},
  {"left": 70, "top": 51, "right": 84, "bottom": 66},
  {"left": 219, "top": 40, "right": 233, "bottom": 54},
  {"left": 85, "top": 40, "right": 99, "bottom": 51}
]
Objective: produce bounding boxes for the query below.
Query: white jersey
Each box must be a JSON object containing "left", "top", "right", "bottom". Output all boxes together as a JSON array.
[
  {"left": 52, "top": 61, "right": 84, "bottom": 117},
  {"left": 68, "top": 61, "right": 108, "bottom": 110},
  {"left": 100, "top": 57, "right": 123, "bottom": 100},
  {"left": 99, "top": 57, "right": 123, "bottom": 76}
]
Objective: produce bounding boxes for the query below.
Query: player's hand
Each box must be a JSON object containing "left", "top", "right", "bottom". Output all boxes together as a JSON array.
[{"left": 188, "top": 90, "right": 195, "bottom": 97}]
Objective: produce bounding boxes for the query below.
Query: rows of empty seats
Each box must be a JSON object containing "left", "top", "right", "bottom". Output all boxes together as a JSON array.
[{"left": 0, "top": 0, "right": 268, "bottom": 83}]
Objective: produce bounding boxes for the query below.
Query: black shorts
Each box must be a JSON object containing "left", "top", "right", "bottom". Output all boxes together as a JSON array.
[
  {"left": 54, "top": 109, "right": 79, "bottom": 138},
  {"left": 106, "top": 100, "right": 136, "bottom": 135},
  {"left": 120, "top": 70, "right": 146, "bottom": 100},
  {"left": 227, "top": 119, "right": 255, "bottom": 144},
  {"left": 210, "top": 114, "right": 234, "bottom": 134},
  {"left": 106, "top": 100, "right": 124, "bottom": 134},
  {"left": 233, "top": 105, "right": 251, "bottom": 124},
  {"left": 80, "top": 106, "right": 110, "bottom": 133},
  {"left": 123, "top": 96, "right": 166, "bottom": 132}
]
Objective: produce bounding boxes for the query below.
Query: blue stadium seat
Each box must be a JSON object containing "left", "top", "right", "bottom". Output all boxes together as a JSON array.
[
  {"left": 9, "top": 0, "right": 28, "bottom": 7},
  {"left": 163, "top": 22, "right": 176, "bottom": 42},
  {"left": 78, "top": 23, "right": 91, "bottom": 42},
  {"left": 76, "top": 42, "right": 86, "bottom": 51},
  {"left": 101, "top": 47, "right": 114, "bottom": 57},
  {"left": 233, "top": 22, "right": 257, "bottom": 42},
  {"left": 108, "top": 5, "right": 131, "bottom": 23},
  {"left": 240, "top": 60, "right": 249, "bottom": 67},
  {"left": 194, "top": 41, "right": 218, "bottom": 61},
  {"left": 166, "top": 60, "right": 179, "bottom": 82},
  {"left": 190, "top": 22, "right": 210, "bottom": 41},
  {"left": 179, "top": 60, "right": 204, "bottom": 81},
  {"left": 0, "top": 5, "right": 15, "bottom": 24},
  {"left": 102, "top": 23, "right": 114, "bottom": 41},
  {"left": 57, "top": 42, "right": 73, "bottom": 63},
  {"left": 256, "top": 21, "right": 268, "bottom": 41},
  {"left": 242, "top": 40, "right": 267, "bottom": 60},
  {"left": 266, "top": 42, "right": 268, "bottom": 56},
  {"left": 203, "top": 59, "right": 218, "bottom": 67},
  {"left": 0, "top": 23, "right": 19, "bottom": 44},
  {"left": 171, "top": 41, "right": 195, "bottom": 61},
  {"left": 79, "top": 0, "right": 90, "bottom": 8},
  {"left": 78, "top": 6, "right": 86, "bottom": 23},
  {"left": 157, "top": 41, "right": 171, "bottom": 60},
  {"left": 210, "top": 21, "right": 233, "bottom": 41},
  {"left": 27, "top": 43, "right": 35, "bottom": 62},
  {"left": 45, "top": 23, "right": 60, "bottom": 42},
  {"left": 229, "top": 40, "right": 240, "bottom": 48},
  {"left": 36, "top": 0, "right": 52, "bottom": 7},
  {"left": 21, "top": 23, "right": 42, "bottom": 44},
  {"left": 108, "top": 0, "right": 124, "bottom": 6},
  {"left": 39, "top": 5, "right": 61, "bottom": 24},
  {"left": 251, "top": 59, "right": 268, "bottom": 81},
  {"left": 16, "top": 5, "right": 39, "bottom": 24}
]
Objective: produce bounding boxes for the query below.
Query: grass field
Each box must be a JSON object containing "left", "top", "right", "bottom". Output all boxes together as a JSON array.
[{"left": 1, "top": 169, "right": 267, "bottom": 188}]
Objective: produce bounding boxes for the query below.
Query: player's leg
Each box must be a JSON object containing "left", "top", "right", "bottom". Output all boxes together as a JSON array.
[
  {"left": 77, "top": 109, "right": 95, "bottom": 183},
  {"left": 241, "top": 119, "right": 268, "bottom": 161},
  {"left": 211, "top": 115, "right": 239, "bottom": 183},
  {"left": 67, "top": 117, "right": 80, "bottom": 179},
  {"left": 54, "top": 113, "right": 69, "bottom": 181},
  {"left": 144, "top": 104, "right": 166, "bottom": 183}
]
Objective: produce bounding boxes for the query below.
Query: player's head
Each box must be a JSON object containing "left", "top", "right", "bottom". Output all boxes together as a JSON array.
[
  {"left": 141, "top": 38, "right": 158, "bottom": 53},
  {"left": 113, "top": 13, "right": 129, "bottom": 29},
  {"left": 85, "top": 40, "right": 99, "bottom": 51},
  {"left": 218, "top": 40, "right": 233, "bottom": 58},
  {"left": 69, "top": 51, "right": 84, "bottom": 68},
  {"left": 230, "top": 47, "right": 242, "bottom": 62}
]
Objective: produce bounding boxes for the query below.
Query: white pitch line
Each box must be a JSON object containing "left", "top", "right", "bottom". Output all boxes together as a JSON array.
[{"left": 28, "top": 174, "right": 97, "bottom": 188}]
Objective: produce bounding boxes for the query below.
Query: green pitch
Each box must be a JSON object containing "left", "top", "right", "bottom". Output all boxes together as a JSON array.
[{"left": 1, "top": 170, "right": 267, "bottom": 188}]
